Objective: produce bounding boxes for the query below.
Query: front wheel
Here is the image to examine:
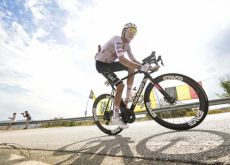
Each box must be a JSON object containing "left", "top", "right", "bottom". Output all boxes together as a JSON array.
[
  {"left": 92, "top": 94, "right": 123, "bottom": 135},
  {"left": 144, "top": 73, "right": 209, "bottom": 130}
]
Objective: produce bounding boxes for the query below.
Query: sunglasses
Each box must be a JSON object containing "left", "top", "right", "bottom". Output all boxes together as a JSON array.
[{"left": 128, "top": 28, "right": 137, "bottom": 35}]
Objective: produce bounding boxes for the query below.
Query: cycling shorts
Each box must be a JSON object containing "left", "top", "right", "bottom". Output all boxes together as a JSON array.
[{"left": 96, "top": 60, "right": 128, "bottom": 86}]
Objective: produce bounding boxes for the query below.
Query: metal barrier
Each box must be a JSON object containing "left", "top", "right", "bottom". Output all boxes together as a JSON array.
[{"left": 0, "top": 97, "right": 230, "bottom": 127}]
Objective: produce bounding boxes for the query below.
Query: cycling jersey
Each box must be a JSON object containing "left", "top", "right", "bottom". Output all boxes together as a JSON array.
[{"left": 95, "top": 36, "right": 135, "bottom": 63}]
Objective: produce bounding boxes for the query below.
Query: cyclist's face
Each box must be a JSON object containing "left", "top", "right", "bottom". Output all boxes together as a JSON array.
[{"left": 124, "top": 28, "right": 136, "bottom": 43}]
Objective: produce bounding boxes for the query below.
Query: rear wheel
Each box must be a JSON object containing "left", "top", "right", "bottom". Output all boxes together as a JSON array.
[
  {"left": 144, "top": 73, "right": 209, "bottom": 130},
  {"left": 92, "top": 94, "right": 123, "bottom": 135}
]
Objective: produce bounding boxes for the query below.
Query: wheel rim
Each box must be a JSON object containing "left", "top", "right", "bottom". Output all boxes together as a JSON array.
[
  {"left": 145, "top": 73, "right": 208, "bottom": 130},
  {"left": 92, "top": 94, "right": 123, "bottom": 135}
]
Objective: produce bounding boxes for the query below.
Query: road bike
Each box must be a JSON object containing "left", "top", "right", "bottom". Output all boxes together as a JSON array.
[{"left": 92, "top": 51, "right": 209, "bottom": 135}]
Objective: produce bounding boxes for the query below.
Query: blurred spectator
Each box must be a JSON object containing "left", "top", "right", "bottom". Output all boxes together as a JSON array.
[
  {"left": 21, "top": 111, "right": 31, "bottom": 129},
  {"left": 6, "top": 113, "right": 17, "bottom": 130}
]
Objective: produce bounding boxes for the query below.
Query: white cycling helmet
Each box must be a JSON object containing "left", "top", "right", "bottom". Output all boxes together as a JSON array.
[{"left": 122, "top": 23, "right": 137, "bottom": 33}]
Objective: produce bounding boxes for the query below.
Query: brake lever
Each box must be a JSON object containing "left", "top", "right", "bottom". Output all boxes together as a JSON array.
[
  {"left": 156, "top": 55, "right": 164, "bottom": 66},
  {"left": 142, "top": 51, "right": 165, "bottom": 66},
  {"left": 142, "top": 51, "right": 156, "bottom": 64}
]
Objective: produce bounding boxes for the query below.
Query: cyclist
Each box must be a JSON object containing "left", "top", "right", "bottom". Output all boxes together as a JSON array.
[{"left": 95, "top": 23, "right": 151, "bottom": 129}]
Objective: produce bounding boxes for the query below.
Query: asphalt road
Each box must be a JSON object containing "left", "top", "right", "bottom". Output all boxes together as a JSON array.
[{"left": 0, "top": 112, "right": 230, "bottom": 165}]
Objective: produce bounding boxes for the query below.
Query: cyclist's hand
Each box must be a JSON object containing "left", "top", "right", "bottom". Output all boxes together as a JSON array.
[{"left": 141, "top": 63, "right": 151, "bottom": 72}]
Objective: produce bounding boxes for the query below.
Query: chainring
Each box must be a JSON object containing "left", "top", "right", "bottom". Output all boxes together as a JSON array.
[{"left": 120, "top": 101, "right": 136, "bottom": 123}]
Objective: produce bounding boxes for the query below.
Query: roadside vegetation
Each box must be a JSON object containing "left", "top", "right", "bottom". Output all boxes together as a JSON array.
[
  {"left": 39, "top": 117, "right": 95, "bottom": 128},
  {"left": 217, "top": 75, "right": 230, "bottom": 97}
]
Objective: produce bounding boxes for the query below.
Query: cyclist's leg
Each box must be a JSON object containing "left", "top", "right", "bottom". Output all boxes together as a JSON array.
[
  {"left": 96, "top": 61, "right": 128, "bottom": 128},
  {"left": 101, "top": 71, "right": 124, "bottom": 116},
  {"left": 114, "top": 82, "right": 124, "bottom": 117},
  {"left": 105, "top": 61, "right": 129, "bottom": 108},
  {"left": 125, "top": 68, "right": 135, "bottom": 104},
  {"left": 108, "top": 62, "right": 135, "bottom": 104},
  {"left": 101, "top": 72, "right": 128, "bottom": 128}
]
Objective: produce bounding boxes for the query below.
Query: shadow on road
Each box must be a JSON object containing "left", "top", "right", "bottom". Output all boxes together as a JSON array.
[
  {"left": 1, "top": 129, "right": 230, "bottom": 164},
  {"left": 52, "top": 129, "right": 230, "bottom": 164},
  {"left": 136, "top": 130, "right": 230, "bottom": 164},
  {"left": 53, "top": 135, "right": 134, "bottom": 165}
]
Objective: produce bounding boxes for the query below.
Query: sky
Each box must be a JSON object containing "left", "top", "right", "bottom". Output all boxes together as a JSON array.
[{"left": 0, "top": 0, "right": 230, "bottom": 121}]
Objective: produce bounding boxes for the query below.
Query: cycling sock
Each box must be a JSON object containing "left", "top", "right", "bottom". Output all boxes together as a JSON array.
[
  {"left": 113, "top": 107, "right": 119, "bottom": 119},
  {"left": 125, "top": 86, "right": 132, "bottom": 103}
]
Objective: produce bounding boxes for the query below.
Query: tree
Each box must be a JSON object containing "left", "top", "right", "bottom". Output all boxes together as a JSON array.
[{"left": 218, "top": 75, "right": 230, "bottom": 97}]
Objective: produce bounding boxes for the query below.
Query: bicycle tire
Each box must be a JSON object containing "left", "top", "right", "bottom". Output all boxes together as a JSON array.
[
  {"left": 144, "top": 73, "right": 209, "bottom": 130},
  {"left": 92, "top": 94, "right": 123, "bottom": 135}
]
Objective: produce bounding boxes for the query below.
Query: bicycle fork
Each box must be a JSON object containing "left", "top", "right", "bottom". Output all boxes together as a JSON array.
[
  {"left": 102, "top": 90, "right": 115, "bottom": 124},
  {"left": 147, "top": 74, "right": 176, "bottom": 104}
]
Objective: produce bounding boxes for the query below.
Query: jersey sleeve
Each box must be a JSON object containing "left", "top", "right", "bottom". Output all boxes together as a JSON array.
[{"left": 113, "top": 36, "right": 124, "bottom": 57}]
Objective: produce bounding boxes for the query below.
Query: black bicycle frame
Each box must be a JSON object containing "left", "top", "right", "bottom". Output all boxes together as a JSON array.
[{"left": 109, "top": 70, "right": 174, "bottom": 112}]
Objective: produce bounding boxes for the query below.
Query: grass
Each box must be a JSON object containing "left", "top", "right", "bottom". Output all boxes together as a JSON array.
[{"left": 39, "top": 119, "right": 95, "bottom": 128}]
